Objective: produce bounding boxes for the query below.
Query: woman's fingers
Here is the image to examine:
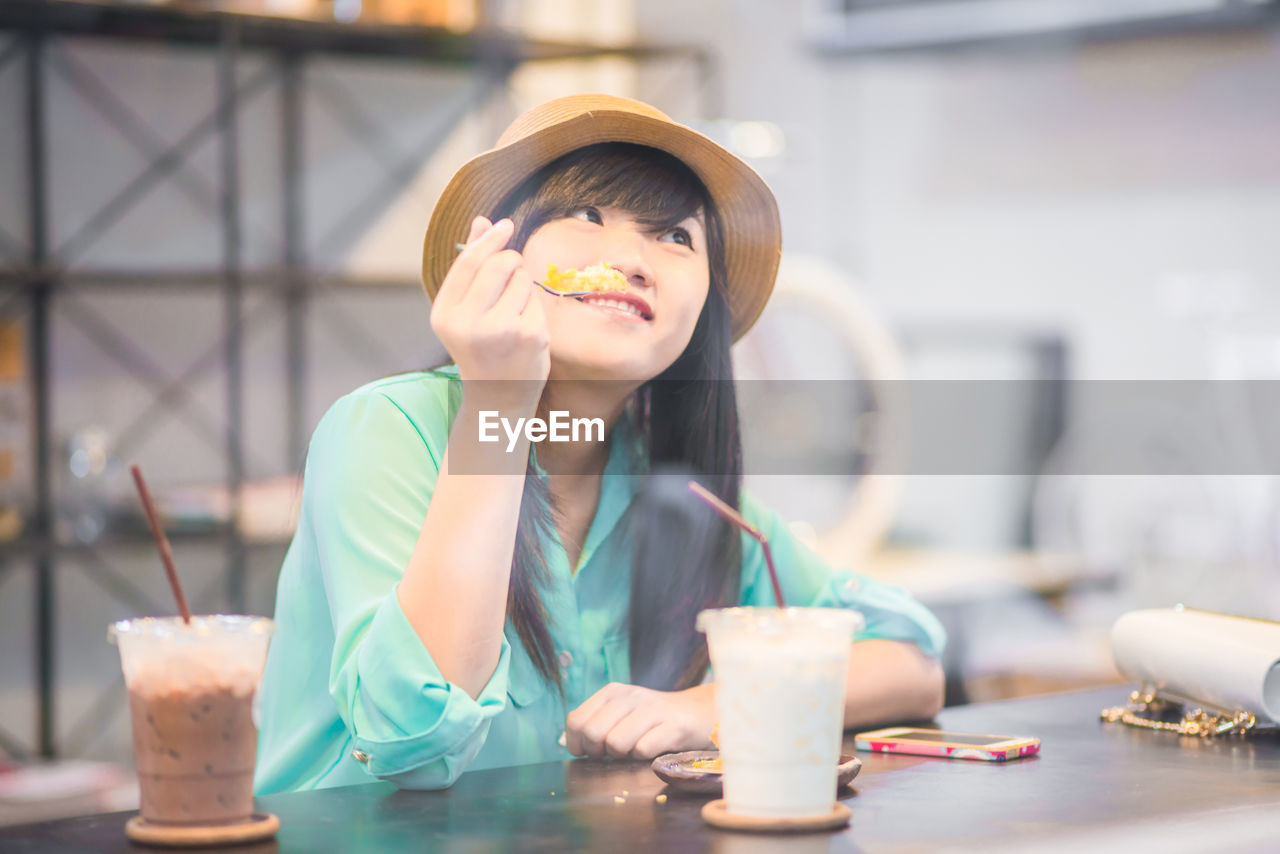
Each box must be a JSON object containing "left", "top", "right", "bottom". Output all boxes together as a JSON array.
[
  {"left": 564, "top": 697, "right": 615, "bottom": 757},
  {"left": 490, "top": 265, "right": 534, "bottom": 318},
  {"left": 460, "top": 249, "right": 525, "bottom": 315},
  {"left": 565, "top": 683, "right": 631, "bottom": 757},
  {"left": 462, "top": 215, "right": 488, "bottom": 247},
  {"left": 519, "top": 277, "right": 547, "bottom": 319},
  {"left": 600, "top": 708, "right": 664, "bottom": 759},
  {"left": 428, "top": 215, "right": 551, "bottom": 389},
  {"left": 576, "top": 699, "right": 636, "bottom": 758},
  {"left": 435, "top": 217, "right": 511, "bottom": 307},
  {"left": 564, "top": 684, "right": 707, "bottom": 759},
  {"left": 632, "top": 724, "right": 679, "bottom": 760}
]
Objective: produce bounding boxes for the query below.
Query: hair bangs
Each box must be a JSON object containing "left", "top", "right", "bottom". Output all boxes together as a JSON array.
[{"left": 502, "top": 143, "right": 709, "bottom": 240}]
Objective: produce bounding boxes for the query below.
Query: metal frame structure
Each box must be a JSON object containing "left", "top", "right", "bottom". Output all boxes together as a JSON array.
[{"left": 0, "top": 0, "right": 712, "bottom": 760}]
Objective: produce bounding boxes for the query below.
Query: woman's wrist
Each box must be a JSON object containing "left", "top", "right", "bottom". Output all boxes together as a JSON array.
[
  {"left": 460, "top": 382, "right": 543, "bottom": 417},
  {"left": 446, "top": 391, "right": 540, "bottom": 476}
]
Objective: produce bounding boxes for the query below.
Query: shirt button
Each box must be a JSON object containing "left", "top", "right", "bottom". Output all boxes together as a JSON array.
[
  {"left": 841, "top": 577, "right": 862, "bottom": 602},
  {"left": 558, "top": 650, "right": 573, "bottom": 669},
  {"left": 352, "top": 749, "right": 370, "bottom": 763}
]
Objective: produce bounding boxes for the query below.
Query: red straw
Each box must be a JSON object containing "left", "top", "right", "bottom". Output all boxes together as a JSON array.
[
  {"left": 130, "top": 464, "right": 192, "bottom": 624},
  {"left": 687, "top": 480, "right": 786, "bottom": 608}
]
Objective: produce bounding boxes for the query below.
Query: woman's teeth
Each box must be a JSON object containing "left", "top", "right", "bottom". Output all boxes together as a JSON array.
[{"left": 584, "top": 298, "right": 646, "bottom": 319}]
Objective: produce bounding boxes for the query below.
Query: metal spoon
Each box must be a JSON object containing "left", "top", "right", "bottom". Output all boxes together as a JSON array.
[{"left": 454, "top": 242, "right": 596, "bottom": 299}]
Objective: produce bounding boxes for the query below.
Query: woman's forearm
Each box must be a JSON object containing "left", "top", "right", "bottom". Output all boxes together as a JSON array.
[
  {"left": 841, "top": 640, "right": 945, "bottom": 729},
  {"left": 396, "top": 390, "right": 536, "bottom": 697}
]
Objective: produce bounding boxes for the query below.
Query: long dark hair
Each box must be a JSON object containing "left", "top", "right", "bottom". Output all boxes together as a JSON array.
[{"left": 432, "top": 142, "right": 743, "bottom": 694}]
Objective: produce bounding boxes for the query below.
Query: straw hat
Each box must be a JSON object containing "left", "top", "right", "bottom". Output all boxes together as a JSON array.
[{"left": 421, "top": 93, "right": 781, "bottom": 341}]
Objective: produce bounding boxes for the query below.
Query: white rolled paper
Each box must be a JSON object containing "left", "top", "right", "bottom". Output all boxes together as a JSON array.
[{"left": 1111, "top": 608, "right": 1280, "bottom": 723}]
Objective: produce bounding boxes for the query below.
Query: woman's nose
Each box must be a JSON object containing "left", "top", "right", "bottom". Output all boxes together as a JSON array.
[{"left": 601, "top": 227, "right": 654, "bottom": 289}]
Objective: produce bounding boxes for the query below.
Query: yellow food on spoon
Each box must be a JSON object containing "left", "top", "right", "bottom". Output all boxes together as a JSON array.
[{"left": 544, "top": 262, "right": 628, "bottom": 293}]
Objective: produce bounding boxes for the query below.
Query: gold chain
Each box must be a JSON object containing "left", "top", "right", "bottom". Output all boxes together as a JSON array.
[{"left": 1100, "top": 689, "right": 1258, "bottom": 738}]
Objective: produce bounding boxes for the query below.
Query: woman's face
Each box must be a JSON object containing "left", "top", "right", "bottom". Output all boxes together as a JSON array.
[{"left": 520, "top": 205, "right": 710, "bottom": 382}]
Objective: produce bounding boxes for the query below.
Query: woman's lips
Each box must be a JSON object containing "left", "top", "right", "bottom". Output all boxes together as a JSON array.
[{"left": 578, "top": 291, "right": 653, "bottom": 321}]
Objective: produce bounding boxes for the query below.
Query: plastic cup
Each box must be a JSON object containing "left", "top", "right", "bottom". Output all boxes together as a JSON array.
[
  {"left": 109, "top": 615, "right": 275, "bottom": 826},
  {"left": 696, "top": 606, "right": 862, "bottom": 818}
]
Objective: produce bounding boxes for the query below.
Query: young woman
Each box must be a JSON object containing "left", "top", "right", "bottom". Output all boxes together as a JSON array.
[{"left": 254, "top": 94, "right": 946, "bottom": 793}]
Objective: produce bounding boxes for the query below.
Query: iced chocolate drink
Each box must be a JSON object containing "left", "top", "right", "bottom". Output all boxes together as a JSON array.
[
  {"left": 110, "top": 615, "right": 274, "bottom": 827},
  {"left": 128, "top": 679, "right": 257, "bottom": 823}
]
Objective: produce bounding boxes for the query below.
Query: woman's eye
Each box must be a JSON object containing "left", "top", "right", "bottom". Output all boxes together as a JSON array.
[
  {"left": 569, "top": 206, "right": 602, "bottom": 225},
  {"left": 660, "top": 226, "right": 693, "bottom": 248}
]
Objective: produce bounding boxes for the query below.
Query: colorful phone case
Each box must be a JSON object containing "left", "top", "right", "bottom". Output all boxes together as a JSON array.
[{"left": 853, "top": 735, "right": 1040, "bottom": 762}]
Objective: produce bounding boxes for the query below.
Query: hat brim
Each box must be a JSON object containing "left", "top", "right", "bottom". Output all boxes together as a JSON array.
[{"left": 421, "top": 109, "right": 781, "bottom": 342}]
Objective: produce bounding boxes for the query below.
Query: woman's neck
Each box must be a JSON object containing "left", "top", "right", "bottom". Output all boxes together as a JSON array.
[{"left": 534, "top": 379, "right": 637, "bottom": 477}]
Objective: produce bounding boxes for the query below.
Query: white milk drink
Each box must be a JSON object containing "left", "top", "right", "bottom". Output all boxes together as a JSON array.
[{"left": 697, "top": 607, "right": 861, "bottom": 818}]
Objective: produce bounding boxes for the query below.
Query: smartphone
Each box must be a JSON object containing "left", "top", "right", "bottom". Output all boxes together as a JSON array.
[{"left": 853, "top": 727, "right": 1040, "bottom": 762}]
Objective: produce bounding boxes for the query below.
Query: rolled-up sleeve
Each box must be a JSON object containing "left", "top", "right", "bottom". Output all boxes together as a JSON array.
[
  {"left": 738, "top": 492, "right": 947, "bottom": 659},
  {"left": 305, "top": 387, "right": 511, "bottom": 788}
]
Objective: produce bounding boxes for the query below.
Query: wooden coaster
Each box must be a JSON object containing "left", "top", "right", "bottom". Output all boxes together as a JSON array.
[
  {"left": 701, "top": 799, "right": 851, "bottom": 833},
  {"left": 125, "top": 813, "right": 280, "bottom": 847}
]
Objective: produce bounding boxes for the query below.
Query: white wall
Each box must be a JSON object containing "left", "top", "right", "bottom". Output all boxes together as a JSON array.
[{"left": 635, "top": 1, "right": 1280, "bottom": 382}]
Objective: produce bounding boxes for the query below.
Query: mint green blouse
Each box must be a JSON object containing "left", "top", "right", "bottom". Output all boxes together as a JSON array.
[{"left": 254, "top": 367, "right": 946, "bottom": 794}]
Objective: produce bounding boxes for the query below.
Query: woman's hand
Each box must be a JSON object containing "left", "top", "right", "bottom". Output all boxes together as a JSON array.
[
  {"left": 430, "top": 216, "right": 549, "bottom": 407},
  {"left": 565, "top": 682, "right": 717, "bottom": 760}
]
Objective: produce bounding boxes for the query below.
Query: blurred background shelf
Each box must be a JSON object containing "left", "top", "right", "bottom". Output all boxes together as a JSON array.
[
  {"left": 0, "top": 269, "right": 420, "bottom": 291},
  {"left": 0, "top": 0, "right": 696, "bottom": 64}
]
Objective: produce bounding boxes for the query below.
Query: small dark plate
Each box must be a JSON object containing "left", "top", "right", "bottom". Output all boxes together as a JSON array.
[{"left": 650, "top": 751, "right": 862, "bottom": 795}]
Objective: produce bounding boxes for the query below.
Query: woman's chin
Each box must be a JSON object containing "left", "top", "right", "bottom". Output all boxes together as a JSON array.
[{"left": 550, "top": 347, "right": 670, "bottom": 384}]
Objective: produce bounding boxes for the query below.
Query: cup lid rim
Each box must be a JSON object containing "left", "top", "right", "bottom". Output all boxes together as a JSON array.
[
  {"left": 695, "top": 606, "right": 864, "bottom": 633},
  {"left": 108, "top": 614, "right": 275, "bottom": 642}
]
